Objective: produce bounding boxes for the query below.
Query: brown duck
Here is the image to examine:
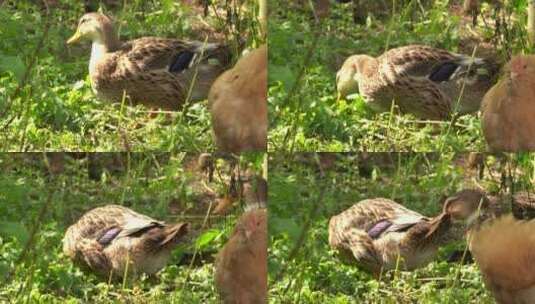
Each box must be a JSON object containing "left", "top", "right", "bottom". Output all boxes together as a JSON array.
[
  {"left": 336, "top": 45, "right": 498, "bottom": 120},
  {"left": 328, "top": 189, "right": 491, "bottom": 275},
  {"left": 67, "top": 13, "right": 232, "bottom": 110},
  {"left": 63, "top": 205, "right": 188, "bottom": 278}
]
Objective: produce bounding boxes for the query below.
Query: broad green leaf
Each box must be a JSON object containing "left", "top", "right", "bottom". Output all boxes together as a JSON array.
[
  {"left": 0, "top": 221, "right": 29, "bottom": 244},
  {"left": 0, "top": 262, "right": 7, "bottom": 277},
  {"left": 268, "top": 64, "right": 296, "bottom": 90},
  {"left": 195, "top": 229, "right": 221, "bottom": 249},
  {"left": 270, "top": 217, "right": 300, "bottom": 242},
  {"left": 0, "top": 54, "right": 25, "bottom": 82}
]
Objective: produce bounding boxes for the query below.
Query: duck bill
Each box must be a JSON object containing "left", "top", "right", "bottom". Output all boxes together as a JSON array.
[{"left": 67, "top": 31, "right": 82, "bottom": 44}]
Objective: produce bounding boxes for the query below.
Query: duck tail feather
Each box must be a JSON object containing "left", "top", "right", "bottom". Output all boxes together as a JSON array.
[{"left": 159, "top": 223, "right": 189, "bottom": 247}]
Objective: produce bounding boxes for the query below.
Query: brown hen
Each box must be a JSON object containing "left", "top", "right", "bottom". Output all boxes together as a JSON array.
[
  {"left": 209, "top": 45, "right": 267, "bottom": 152},
  {"left": 470, "top": 215, "right": 535, "bottom": 304},
  {"left": 481, "top": 55, "right": 535, "bottom": 151},
  {"left": 215, "top": 207, "right": 268, "bottom": 303}
]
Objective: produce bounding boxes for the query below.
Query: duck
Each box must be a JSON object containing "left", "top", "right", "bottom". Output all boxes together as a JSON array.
[
  {"left": 214, "top": 204, "right": 267, "bottom": 304},
  {"left": 469, "top": 215, "right": 535, "bottom": 304},
  {"left": 480, "top": 55, "right": 535, "bottom": 152},
  {"left": 328, "top": 189, "right": 492, "bottom": 275},
  {"left": 63, "top": 204, "right": 189, "bottom": 278},
  {"left": 67, "top": 13, "right": 232, "bottom": 110},
  {"left": 336, "top": 45, "right": 498, "bottom": 120},
  {"left": 208, "top": 45, "right": 267, "bottom": 152}
]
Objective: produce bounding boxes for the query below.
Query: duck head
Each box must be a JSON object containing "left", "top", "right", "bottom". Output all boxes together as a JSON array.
[
  {"left": 336, "top": 54, "right": 376, "bottom": 100},
  {"left": 425, "top": 189, "right": 493, "bottom": 240},
  {"left": 442, "top": 189, "right": 494, "bottom": 228},
  {"left": 67, "top": 13, "right": 119, "bottom": 49}
]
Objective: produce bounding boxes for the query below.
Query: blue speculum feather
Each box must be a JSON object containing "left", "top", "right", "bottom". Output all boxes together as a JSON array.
[
  {"left": 367, "top": 219, "right": 392, "bottom": 239},
  {"left": 169, "top": 51, "right": 195, "bottom": 73},
  {"left": 98, "top": 227, "right": 122, "bottom": 245},
  {"left": 429, "top": 62, "right": 459, "bottom": 82}
]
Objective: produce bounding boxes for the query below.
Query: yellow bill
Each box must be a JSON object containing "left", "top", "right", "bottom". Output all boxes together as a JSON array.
[{"left": 67, "top": 30, "right": 82, "bottom": 44}]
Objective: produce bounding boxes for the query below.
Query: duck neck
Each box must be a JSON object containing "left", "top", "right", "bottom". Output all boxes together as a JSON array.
[
  {"left": 89, "top": 32, "right": 120, "bottom": 76},
  {"left": 89, "top": 42, "right": 107, "bottom": 77},
  {"left": 406, "top": 214, "right": 451, "bottom": 248},
  {"left": 100, "top": 27, "right": 121, "bottom": 52}
]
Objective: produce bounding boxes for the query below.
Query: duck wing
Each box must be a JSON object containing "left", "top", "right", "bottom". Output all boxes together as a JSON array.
[
  {"left": 386, "top": 213, "right": 429, "bottom": 233},
  {"left": 382, "top": 45, "right": 467, "bottom": 79},
  {"left": 367, "top": 205, "right": 428, "bottom": 238},
  {"left": 329, "top": 215, "right": 383, "bottom": 273},
  {"left": 117, "top": 215, "right": 163, "bottom": 237},
  {"left": 123, "top": 38, "right": 230, "bottom": 74},
  {"left": 382, "top": 44, "right": 494, "bottom": 84},
  {"left": 329, "top": 198, "right": 427, "bottom": 244},
  {"left": 72, "top": 205, "right": 163, "bottom": 244}
]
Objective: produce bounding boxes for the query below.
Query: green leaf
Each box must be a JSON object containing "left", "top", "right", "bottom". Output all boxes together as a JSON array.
[
  {"left": 195, "top": 229, "right": 221, "bottom": 250},
  {"left": 268, "top": 64, "right": 296, "bottom": 90},
  {"left": 0, "top": 221, "right": 29, "bottom": 244},
  {"left": 0, "top": 54, "right": 25, "bottom": 82},
  {"left": 270, "top": 217, "right": 300, "bottom": 242},
  {"left": 0, "top": 262, "right": 7, "bottom": 277}
]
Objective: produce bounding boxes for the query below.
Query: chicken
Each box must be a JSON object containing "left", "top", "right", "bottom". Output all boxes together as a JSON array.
[
  {"left": 470, "top": 215, "right": 535, "bottom": 304},
  {"left": 481, "top": 55, "right": 535, "bottom": 151},
  {"left": 208, "top": 45, "right": 267, "bottom": 152},
  {"left": 214, "top": 206, "right": 267, "bottom": 303}
]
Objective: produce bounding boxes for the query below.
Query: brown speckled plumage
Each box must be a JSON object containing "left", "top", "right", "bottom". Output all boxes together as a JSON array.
[
  {"left": 328, "top": 189, "right": 490, "bottom": 275},
  {"left": 336, "top": 45, "right": 498, "bottom": 120},
  {"left": 63, "top": 205, "right": 188, "bottom": 278},
  {"left": 68, "top": 13, "right": 231, "bottom": 110}
]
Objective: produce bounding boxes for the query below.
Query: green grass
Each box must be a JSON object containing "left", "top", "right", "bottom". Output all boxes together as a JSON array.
[
  {"left": 269, "top": 152, "right": 535, "bottom": 303},
  {"left": 268, "top": 0, "right": 533, "bottom": 152},
  {"left": 0, "top": 0, "right": 261, "bottom": 151},
  {"left": 0, "top": 153, "right": 264, "bottom": 303}
]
